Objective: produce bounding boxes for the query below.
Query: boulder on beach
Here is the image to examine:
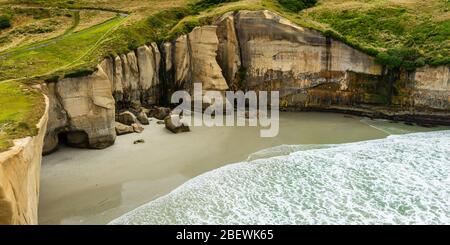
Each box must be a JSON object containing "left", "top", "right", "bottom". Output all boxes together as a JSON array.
[
  {"left": 116, "top": 111, "right": 138, "bottom": 126},
  {"left": 148, "top": 106, "right": 171, "bottom": 120},
  {"left": 132, "top": 123, "right": 144, "bottom": 133},
  {"left": 115, "top": 122, "right": 134, "bottom": 135},
  {"left": 137, "top": 111, "right": 150, "bottom": 125},
  {"left": 165, "top": 115, "right": 190, "bottom": 134}
]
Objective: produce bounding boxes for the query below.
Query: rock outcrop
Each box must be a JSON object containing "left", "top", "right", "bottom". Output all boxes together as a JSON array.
[
  {"left": 115, "top": 122, "right": 134, "bottom": 135},
  {"left": 147, "top": 106, "right": 171, "bottom": 120},
  {"left": 44, "top": 42, "right": 162, "bottom": 153},
  {"left": 43, "top": 65, "right": 116, "bottom": 154},
  {"left": 189, "top": 26, "right": 229, "bottom": 91},
  {"left": 216, "top": 12, "right": 241, "bottom": 87},
  {"left": 106, "top": 44, "right": 162, "bottom": 110},
  {"left": 412, "top": 65, "right": 449, "bottom": 110},
  {"left": 136, "top": 111, "right": 150, "bottom": 125},
  {"left": 232, "top": 10, "right": 384, "bottom": 107},
  {"left": 0, "top": 95, "right": 49, "bottom": 225},
  {"left": 165, "top": 115, "right": 190, "bottom": 134},
  {"left": 116, "top": 111, "right": 139, "bottom": 126}
]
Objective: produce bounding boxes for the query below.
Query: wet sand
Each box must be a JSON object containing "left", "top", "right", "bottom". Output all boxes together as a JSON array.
[{"left": 38, "top": 112, "right": 444, "bottom": 224}]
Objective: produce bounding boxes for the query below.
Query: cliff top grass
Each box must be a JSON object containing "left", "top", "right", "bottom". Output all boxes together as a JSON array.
[
  {"left": 0, "top": 80, "right": 44, "bottom": 152},
  {"left": 262, "top": 0, "right": 450, "bottom": 69},
  {"left": 1, "top": 0, "right": 448, "bottom": 81}
]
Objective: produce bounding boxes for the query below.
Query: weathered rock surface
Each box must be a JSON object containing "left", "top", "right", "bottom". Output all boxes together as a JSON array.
[
  {"left": 412, "top": 65, "right": 450, "bottom": 109},
  {"left": 147, "top": 106, "right": 171, "bottom": 120},
  {"left": 0, "top": 95, "right": 49, "bottom": 225},
  {"left": 189, "top": 26, "right": 229, "bottom": 91},
  {"left": 116, "top": 111, "right": 138, "bottom": 126},
  {"left": 136, "top": 111, "right": 150, "bottom": 125},
  {"left": 113, "top": 55, "right": 124, "bottom": 102},
  {"left": 165, "top": 115, "right": 190, "bottom": 134},
  {"left": 216, "top": 12, "right": 241, "bottom": 87},
  {"left": 44, "top": 65, "right": 116, "bottom": 153},
  {"left": 174, "top": 35, "right": 191, "bottom": 89},
  {"left": 42, "top": 82, "right": 69, "bottom": 154},
  {"left": 234, "top": 10, "right": 382, "bottom": 93},
  {"left": 115, "top": 122, "right": 134, "bottom": 135},
  {"left": 132, "top": 123, "right": 144, "bottom": 133},
  {"left": 137, "top": 45, "right": 155, "bottom": 104}
]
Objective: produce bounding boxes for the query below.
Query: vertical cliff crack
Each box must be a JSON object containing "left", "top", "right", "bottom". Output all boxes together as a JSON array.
[
  {"left": 186, "top": 34, "right": 194, "bottom": 92},
  {"left": 233, "top": 12, "right": 246, "bottom": 80},
  {"left": 325, "top": 36, "right": 332, "bottom": 84}
]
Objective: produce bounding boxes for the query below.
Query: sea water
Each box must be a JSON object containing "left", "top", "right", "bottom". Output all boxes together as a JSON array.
[{"left": 110, "top": 130, "right": 450, "bottom": 225}]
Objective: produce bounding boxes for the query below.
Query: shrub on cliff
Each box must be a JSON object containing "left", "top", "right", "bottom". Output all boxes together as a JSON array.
[
  {"left": 375, "top": 48, "right": 425, "bottom": 71},
  {"left": 278, "top": 0, "right": 317, "bottom": 12},
  {"left": 0, "top": 15, "right": 12, "bottom": 30}
]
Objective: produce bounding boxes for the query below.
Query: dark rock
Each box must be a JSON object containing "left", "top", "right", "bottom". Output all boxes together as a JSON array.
[
  {"left": 137, "top": 111, "right": 150, "bottom": 125},
  {"left": 148, "top": 106, "right": 171, "bottom": 120},
  {"left": 156, "top": 120, "right": 165, "bottom": 125},
  {"left": 116, "top": 111, "right": 138, "bottom": 126},
  {"left": 417, "top": 123, "right": 437, "bottom": 128},
  {"left": 133, "top": 139, "right": 145, "bottom": 144},
  {"left": 130, "top": 101, "right": 142, "bottom": 112}
]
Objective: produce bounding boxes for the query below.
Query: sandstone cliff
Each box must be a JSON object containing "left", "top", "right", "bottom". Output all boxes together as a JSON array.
[
  {"left": 43, "top": 65, "right": 116, "bottom": 154},
  {"left": 160, "top": 10, "right": 448, "bottom": 119},
  {"left": 43, "top": 10, "right": 449, "bottom": 154},
  {"left": 0, "top": 95, "right": 49, "bottom": 225}
]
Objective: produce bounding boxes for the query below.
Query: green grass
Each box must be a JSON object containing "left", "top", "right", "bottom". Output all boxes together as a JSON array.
[
  {"left": 278, "top": 0, "right": 316, "bottom": 13},
  {"left": 303, "top": 0, "right": 450, "bottom": 68},
  {"left": 0, "top": 80, "right": 44, "bottom": 152},
  {"left": 0, "top": 14, "right": 126, "bottom": 80}
]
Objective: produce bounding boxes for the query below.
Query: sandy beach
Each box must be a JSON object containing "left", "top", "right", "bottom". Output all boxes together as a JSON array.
[{"left": 38, "top": 112, "right": 446, "bottom": 224}]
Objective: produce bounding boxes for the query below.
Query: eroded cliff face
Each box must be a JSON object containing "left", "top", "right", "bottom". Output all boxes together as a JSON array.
[
  {"left": 412, "top": 65, "right": 450, "bottom": 110},
  {"left": 0, "top": 95, "right": 49, "bottom": 225},
  {"left": 43, "top": 10, "right": 449, "bottom": 154},
  {"left": 230, "top": 10, "right": 388, "bottom": 108},
  {"left": 43, "top": 65, "right": 116, "bottom": 154},
  {"left": 221, "top": 10, "right": 447, "bottom": 118}
]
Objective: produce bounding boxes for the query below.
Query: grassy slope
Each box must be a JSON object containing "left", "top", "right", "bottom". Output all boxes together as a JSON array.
[
  {"left": 0, "top": 15, "right": 126, "bottom": 80},
  {"left": 0, "top": 80, "right": 44, "bottom": 151},
  {"left": 0, "top": 7, "right": 76, "bottom": 52},
  {"left": 308, "top": 0, "right": 449, "bottom": 67},
  {"left": 263, "top": 0, "right": 450, "bottom": 68}
]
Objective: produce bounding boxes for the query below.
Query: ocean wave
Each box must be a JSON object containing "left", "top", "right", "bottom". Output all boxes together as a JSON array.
[{"left": 110, "top": 131, "right": 450, "bottom": 225}]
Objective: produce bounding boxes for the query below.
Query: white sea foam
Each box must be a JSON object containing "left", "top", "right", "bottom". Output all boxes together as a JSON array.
[{"left": 110, "top": 131, "right": 450, "bottom": 225}]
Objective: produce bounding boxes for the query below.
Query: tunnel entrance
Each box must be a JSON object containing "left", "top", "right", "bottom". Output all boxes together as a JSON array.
[{"left": 57, "top": 130, "right": 89, "bottom": 149}]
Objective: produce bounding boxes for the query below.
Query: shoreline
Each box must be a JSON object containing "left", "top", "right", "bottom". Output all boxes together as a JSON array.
[
  {"left": 111, "top": 130, "right": 450, "bottom": 225},
  {"left": 38, "top": 112, "right": 449, "bottom": 224}
]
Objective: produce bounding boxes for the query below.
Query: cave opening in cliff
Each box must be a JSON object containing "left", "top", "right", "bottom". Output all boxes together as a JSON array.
[{"left": 57, "top": 131, "right": 89, "bottom": 149}]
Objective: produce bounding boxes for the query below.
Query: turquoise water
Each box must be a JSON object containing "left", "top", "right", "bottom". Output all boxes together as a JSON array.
[{"left": 110, "top": 130, "right": 450, "bottom": 225}]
